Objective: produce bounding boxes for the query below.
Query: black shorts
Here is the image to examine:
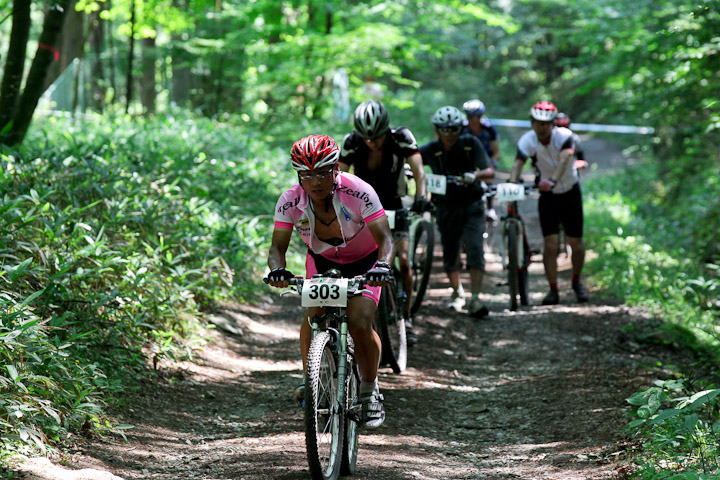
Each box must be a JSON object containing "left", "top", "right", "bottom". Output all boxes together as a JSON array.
[
  {"left": 308, "top": 248, "right": 379, "bottom": 278},
  {"left": 389, "top": 208, "right": 410, "bottom": 241},
  {"left": 538, "top": 183, "right": 583, "bottom": 238}
]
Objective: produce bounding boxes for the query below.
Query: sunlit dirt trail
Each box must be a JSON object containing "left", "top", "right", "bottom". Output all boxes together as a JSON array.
[{"left": 15, "top": 137, "right": 662, "bottom": 480}]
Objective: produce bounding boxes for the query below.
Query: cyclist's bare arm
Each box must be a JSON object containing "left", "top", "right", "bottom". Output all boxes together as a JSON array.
[
  {"left": 509, "top": 158, "right": 525, "bottom": 183},
  {"left": 490, "top": 140, "right": 500, "bottom": 165},
  {"left": 406, "top": 153, "right": 426, "bottom": 198},
  {"left": 550, "top": 148, "right": 574, "bottom": 181},
  {"left": 367, "top": 216, "right": 394, "bottom": 287},
  {"left": 267, "top": 227, "right": 293, "bottom": 287}
]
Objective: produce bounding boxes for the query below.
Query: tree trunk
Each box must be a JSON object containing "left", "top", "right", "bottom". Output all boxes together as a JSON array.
[
  {"left": 125, "top": 0, "right": 136, "bottom": 113},
  {"left": 2, "top": 0, "right": 73, "bottom": 146},
  {"left": 0, "top": 0, "right": 31, "bottom": 133},
  {"left": 141, "top": 36, "right": 156, "bottom": 114},
  {"left": 48, "top": 0, "right": 81, "bottom": 92},
  {"left": 89, "top": 3, "right": 106, "bottom": 111}
]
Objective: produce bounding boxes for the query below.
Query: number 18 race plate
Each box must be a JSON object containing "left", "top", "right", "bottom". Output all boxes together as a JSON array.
[{"left": 301, "top": 277, "right": 349, "bottom": 307}]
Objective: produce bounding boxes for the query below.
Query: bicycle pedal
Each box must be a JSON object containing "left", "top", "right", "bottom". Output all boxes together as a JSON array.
[{"left": 347, "top": 409, "right": 362, "bottom": 425}]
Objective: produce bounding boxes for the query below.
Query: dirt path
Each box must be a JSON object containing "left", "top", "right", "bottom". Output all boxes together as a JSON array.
[{"left": 13, "top": 137, "right": 662, "bottom": 480}]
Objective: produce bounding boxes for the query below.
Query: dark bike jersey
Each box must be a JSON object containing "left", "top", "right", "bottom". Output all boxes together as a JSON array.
[
  {"left": 461, "top": 117, "right": 498, "bottom": 158},
  {"left": 419, "top": 134, "right": 491, "bottom": 205},
  {"left": 339, "top": 127, "right": 419, "bottom": 210}
]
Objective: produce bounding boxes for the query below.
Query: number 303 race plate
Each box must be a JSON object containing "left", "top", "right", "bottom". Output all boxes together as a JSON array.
[{"left": 301, "top": 278, "right": 349, "bottom": 307}]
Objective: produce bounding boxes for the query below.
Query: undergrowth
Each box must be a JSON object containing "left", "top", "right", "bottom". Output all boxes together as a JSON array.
[
  {"left": 584, "top": 156, "right": 720, "bottom": 478},
  {"left": 0, "top": 113, "right": 295, "bottom": 459}
]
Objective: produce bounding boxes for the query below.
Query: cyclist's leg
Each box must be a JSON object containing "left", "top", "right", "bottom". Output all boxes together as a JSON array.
[
  {"left": 538, "top": 193, "right": 561, "bottom": 284},
  {"left": 561, "top": 185, "right": 588, "bottom": 300},
  {"left": 437, "top": 203, "right": 466, "bottom": 307},
  {"left": 393, "top": 210, "right": 412, "bottom": 315},
  {"left": 346, "top": 296, "right": 385, "bottom": 428},
  {"left": 464, "top": 200, "right": 489, "bottom": 317},
  {"left": 346, "top": 296, "right": 381, "bottom": 383}
]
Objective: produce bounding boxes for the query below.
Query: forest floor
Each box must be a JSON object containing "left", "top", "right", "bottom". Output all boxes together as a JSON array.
[{"left": 11, "top": 137, "right": 675, "bottom": 480}]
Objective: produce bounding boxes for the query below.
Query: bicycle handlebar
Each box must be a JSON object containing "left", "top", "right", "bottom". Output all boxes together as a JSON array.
[{"left": 263, "top": 273, "right": 373, "bottom": 295}]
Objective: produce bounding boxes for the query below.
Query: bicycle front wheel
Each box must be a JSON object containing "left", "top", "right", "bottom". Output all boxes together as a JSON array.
[
  {"left": 376, "top": 280, "right": 407, "bottom": 374},
  {"left": 506, "top": 223, "right": 520, "bottom": 311},
  {"left": 341, "top": 358, "right": 360, "bottom": 475},
  {"left": 305, "top": 332, "right": 344, "bottom": 480},
  {"left": 409, "top": 218, "right": 434, "bottom": 315}
]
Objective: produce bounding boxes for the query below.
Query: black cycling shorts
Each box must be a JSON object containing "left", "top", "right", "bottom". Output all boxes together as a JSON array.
[
  {"left": 307, "top": 248, "right": 379, "bottom": 278},
  {"left": 538, "top": 183, "right": 583, "bottom": 238}
]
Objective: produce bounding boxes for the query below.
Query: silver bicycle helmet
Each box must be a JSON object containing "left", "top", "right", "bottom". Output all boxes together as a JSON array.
[
  {"left": 463, "top": 99, "right": 486, "bottom": 116},
  {"left": 431, "top": 106, "right": 464, "bottom": 127},
  {"left": 353, "top": 100, "right": 390, "bottom": 139}
]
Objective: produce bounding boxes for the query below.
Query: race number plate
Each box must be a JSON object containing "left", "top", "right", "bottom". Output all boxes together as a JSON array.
[
  {"left": 301, "top": 277, "right": 349, "bottom": 307},
  {"left": 495, "top": 183, "right": 525, "bottom": 202},
  {"left": 426, "top": 174, "right": 447, "bottom": 195},
  {"left": 386, "top": 210, "right": 396, "bottom": 229}
]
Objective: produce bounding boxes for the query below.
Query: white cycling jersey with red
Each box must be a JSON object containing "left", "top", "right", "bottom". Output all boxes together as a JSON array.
[
  {"left": 516, "top": 126, "right": 578, "bottom": 194},
  {"left": 273, "top": 172, "right": 385, "bottom": 263}
]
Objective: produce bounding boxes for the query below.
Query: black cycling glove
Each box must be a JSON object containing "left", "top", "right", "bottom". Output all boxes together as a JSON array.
[
  {"left": 268, "top": 267, "right": 294, "bottom": 283},
  {"left": 366, "top": 261, "right": 392, "bottom": 283},
  {"left": 411, "top": 197, "right": 431, "bottom": 213}
]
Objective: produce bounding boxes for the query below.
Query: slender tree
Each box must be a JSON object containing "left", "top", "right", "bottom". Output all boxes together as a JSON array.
[
  {"left": 1, "top": 0, "right": 72, "bottom": 146},
  {"left": 0, "top": 0, "right": 32, "bottom": 134}
]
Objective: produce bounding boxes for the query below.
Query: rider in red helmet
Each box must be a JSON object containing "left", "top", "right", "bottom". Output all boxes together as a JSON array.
[
  {"left": 510, "top": 102, "right": 589, "bottom": 305},
  {"left": 267, "top": 134, "right": 394, "bottom": 429},
  {"left": 554, "top": 113, "right": 587, "bottom": 171}
]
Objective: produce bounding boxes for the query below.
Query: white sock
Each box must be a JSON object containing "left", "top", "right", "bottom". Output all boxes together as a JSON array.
[{"left": 360, "top": 378, "right": 378, "bottom": 395}]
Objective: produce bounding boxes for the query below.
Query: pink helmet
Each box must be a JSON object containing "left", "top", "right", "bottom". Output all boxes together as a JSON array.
[
  {"left": 290, "top": 135, "right": 340, "bottom": 171},
  {"left": 530, "top": 101, "right": 558, "bottom": 121}
]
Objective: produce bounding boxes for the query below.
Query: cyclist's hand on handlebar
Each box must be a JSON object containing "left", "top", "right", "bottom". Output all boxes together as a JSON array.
[
  {"left": 267, "top": 267, "right": 294, "bottom": 288},
  {"left": 538, "top": 178, "right": 556, "bottom": 192},
  {"left": 365, "top": 261, "right": 391, "bottom": 287},
  {"left": 462, "top": 172, "right": 476, "bottom": 184},
  {"left": 411, "top": 197, "right": 431, "bottom": 213}
]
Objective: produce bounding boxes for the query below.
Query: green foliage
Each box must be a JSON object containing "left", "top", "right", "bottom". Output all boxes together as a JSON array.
[
  {"left": 585, "top": 162, "right": 720, "bottom": 341},
  {"left": 627, "top": 379, "right": 720, "bottom": 477},
  {"left": 0, "top": 112, "right": 293, "bottom": 454},
  {"left": 585, "top": 157, "right": 720, "bottom": 478}
]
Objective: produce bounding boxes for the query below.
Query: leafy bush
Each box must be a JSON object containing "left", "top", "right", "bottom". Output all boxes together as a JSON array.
[
  {"left": 627, "top": 379, "right": 720, "bottom": 478},
  {"left": 584, "top": 157, "right": 720, "bottom": 478},
  {"left": 0, "top": 112, "right": 295, "bottom": 455}
]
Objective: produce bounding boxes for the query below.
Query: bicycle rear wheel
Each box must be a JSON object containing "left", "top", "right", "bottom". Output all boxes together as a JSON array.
[
  {"left": 341, "top": 359, "right": 360, "bottom": 475},
  {"left": 519, "top": 237, "right": 530, "bottom": 306},
  {"left": 304, "top": 332, "right": 344, "bottom": 480},
  {"left": 409, "top": 219, "right": 434, "bottom": 315},
  {"left": 506, "top": 223, "right": 519, "bottom": 311},
  {"left": 375, "top": 280, "right": 407, "bottom": 373}
]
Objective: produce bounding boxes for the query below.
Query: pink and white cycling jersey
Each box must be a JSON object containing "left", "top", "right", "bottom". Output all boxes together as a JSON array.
[
  {"left": 516, "top": 126, "right": 578, "bottom": 194},
  {"left": 274, "top": 172, "right": 385, "bottom": 263}
]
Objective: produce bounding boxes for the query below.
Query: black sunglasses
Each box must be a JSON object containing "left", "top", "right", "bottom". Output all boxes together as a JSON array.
[{"left": 438, "top": 126, "right": 462, "bottom": 135}]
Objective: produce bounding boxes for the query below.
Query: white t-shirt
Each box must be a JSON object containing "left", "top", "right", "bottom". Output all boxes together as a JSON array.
[{"left": 516, "top": 127, "right": 578, "bottom": 194}]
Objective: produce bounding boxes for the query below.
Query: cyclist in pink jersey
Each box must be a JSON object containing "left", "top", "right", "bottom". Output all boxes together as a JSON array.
[{"left": 266, "top": 134, "right": 393, "bottom": 429}]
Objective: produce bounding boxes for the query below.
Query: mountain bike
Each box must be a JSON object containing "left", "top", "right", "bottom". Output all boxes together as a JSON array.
[
  {"left": 374, "top": 265, "right": 407, "bottom": 374},
  {"left": 487, "top": 182, "right": 534, "bottom": 311},
  {"left": 367, "top": 214, "right": 407, "bottom": 374},
  {"left": 407, "top": 203, "right": 435, "bottom": 315},
  {"left": 264, "top": 271, "right": 367, "bottom": 480},
  {"left": 402, "top": 166, "right": 436, "bottom": 315}
]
